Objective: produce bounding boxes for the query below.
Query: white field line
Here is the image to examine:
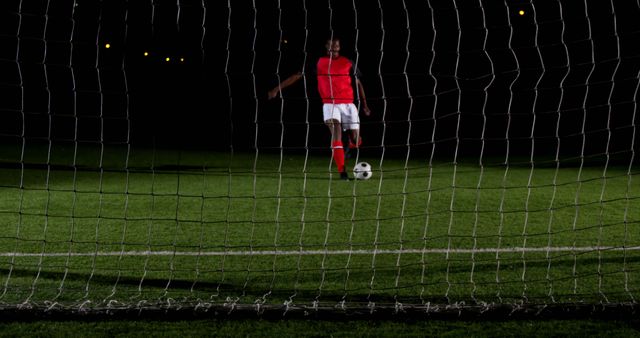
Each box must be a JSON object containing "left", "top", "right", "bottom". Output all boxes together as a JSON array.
[{"left": 0, "top": 246, "right": 639, "bottom": 257}]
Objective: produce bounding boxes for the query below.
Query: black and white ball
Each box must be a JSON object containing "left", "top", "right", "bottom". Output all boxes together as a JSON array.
[{"left": 353, "top": 162, "right": 373, "bottom": 180}]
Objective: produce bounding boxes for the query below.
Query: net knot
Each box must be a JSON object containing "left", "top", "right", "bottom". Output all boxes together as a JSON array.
[
  {"left": 367, "top": 301, "right": 376, "bottom": 314},
  {"left": 194, "top": 299, "right": 212, "bottom": 312},
  {"left": 254, "top": 298, "right": 265, "bottom": 314},
  {"left": 165, "top": 297, "right": 176, "bottom": 309},
  {"left": 394, "top": 301, "right": 404, "bottom": 314},
  {"left": 336, "top": 300, "right": 346, "bottom": 311},
  {"left": 17, "top": 300, "right": 34, "bottom": 310},
  {"left": 224, "top": 296, "right": 239, "bottom": 313},
  {"left": 77, "top": 300, "right": 92, "bottom": 313},
  {"left": 106, "top": 299, "right": 121, "bottom": 309},
  {"left": 44, "top": 301, "right": 61, "bottom": 312},
  {"left": 283, "top": 299, "right": 293, "bottom": 315}
]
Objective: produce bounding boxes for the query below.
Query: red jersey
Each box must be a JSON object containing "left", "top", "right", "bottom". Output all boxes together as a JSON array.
[{"left": 316, "top": 56, "right": 357, "bottom": 104}]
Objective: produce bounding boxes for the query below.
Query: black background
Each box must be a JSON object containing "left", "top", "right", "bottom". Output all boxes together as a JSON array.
[{"left": 1, "top": 0, "right": 639, "bottom": 163}]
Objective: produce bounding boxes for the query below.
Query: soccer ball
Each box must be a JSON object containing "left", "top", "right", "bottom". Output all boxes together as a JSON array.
[{"left": 353, "top": 162, "right": 373, "bottom": 180}]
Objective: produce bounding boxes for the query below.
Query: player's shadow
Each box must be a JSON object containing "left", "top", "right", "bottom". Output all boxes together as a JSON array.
[{"left": 0, "top": 253, "right": 637, "bottom": 306}]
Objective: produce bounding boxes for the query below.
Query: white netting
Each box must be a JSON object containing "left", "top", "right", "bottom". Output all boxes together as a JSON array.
[{"left": 0, "top": 0, "right": 638, "bottom": 316}]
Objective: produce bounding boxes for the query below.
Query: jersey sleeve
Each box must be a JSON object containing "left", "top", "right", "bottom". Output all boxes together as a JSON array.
[{"left": 349, "top": 58, "right": 362, "bottom": 78}]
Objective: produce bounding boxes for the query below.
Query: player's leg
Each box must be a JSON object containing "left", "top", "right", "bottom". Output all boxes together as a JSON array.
[
  {"left": 344, "top": 103, "right": 362, "bottom": 151},
  {"left": 323, "top": 104, "right": 347, "bottom": 178},
  {"left": 342, "top": 128, "right": 353, "bottom": 159},
  {"left": 349, "top": 129, "right": 361, "bottom": 149}
]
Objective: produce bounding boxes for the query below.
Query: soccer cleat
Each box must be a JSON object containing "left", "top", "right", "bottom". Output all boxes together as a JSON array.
[{"left": 340, "top": 171, "right": 350, "bottom": 180}]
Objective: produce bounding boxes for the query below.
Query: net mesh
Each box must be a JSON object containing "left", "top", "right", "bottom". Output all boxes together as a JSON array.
[{"left": 0, "top": 0, "right": 638, "bottom": 316}]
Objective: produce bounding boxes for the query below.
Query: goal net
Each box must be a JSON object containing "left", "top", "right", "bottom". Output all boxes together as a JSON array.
[{"left": 0, "top": 0, "right": 638, "bottom": 317}]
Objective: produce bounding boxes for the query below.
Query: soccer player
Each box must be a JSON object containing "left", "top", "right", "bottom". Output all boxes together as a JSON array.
[{"left": 268, "top": 38, "right": 371, "bottom": 180}]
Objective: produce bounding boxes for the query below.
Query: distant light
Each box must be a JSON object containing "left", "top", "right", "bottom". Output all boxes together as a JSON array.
[
  {"left": 180, "top": 57, "right": 185, "bottom": 62},
  {"left": 283, "top": 39, "right": 288, "bottom": 44},
  {"left": 519, "top": 10, "right": 525, "bottom": 16},
  {"left": 105, "top": 43, "right": 111, "bottom": 49},
  {"left": 165, "top": 57, "right": 170, "bottom": 62},
  {"left": 144, "top": 51, "right": 149, "bottom": 56}
]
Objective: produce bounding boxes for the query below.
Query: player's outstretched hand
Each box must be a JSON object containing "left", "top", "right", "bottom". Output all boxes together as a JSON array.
[
  {"left": 362, "top": 105, "right": 371, "bottom": 116},
  {"left": 267, "top": 89, "right": 279, "bottom": 100}
]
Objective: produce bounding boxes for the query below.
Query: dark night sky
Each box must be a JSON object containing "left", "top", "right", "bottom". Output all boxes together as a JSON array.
[{"left": 1, "top": 0, "right": 639, "bottom": 162}]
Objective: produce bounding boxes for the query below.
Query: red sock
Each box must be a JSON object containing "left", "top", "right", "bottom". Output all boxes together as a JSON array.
[{"left": 332, "top": 140, "right": 345, "bottom": 172}]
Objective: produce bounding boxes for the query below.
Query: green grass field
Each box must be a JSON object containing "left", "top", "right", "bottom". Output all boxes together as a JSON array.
[
  {"left": 0, "top": 145, "right": 638, "bottom": 313},
  {"left": 1, "top": 318, "right": 639, "bottom": 337}
]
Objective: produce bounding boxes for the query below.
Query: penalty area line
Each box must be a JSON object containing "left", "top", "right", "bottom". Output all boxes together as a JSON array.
[{"left": 0, "top": 246, "right": 639, "bottom": 257}]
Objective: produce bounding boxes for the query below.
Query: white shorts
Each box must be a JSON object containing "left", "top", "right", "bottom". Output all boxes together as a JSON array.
[{"left": 322, "top": 103, "right": 360, "bottom": 130}]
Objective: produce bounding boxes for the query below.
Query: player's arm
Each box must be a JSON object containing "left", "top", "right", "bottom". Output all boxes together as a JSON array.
[
  {"left": 268, "top": 72, "right": 303, "bottom": 99},
  {"left": 356, "top": 78, "right": 371, "bottom": 116}
]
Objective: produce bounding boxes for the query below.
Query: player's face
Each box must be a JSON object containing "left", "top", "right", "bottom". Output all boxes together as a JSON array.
[{"left": 326, "top": 40, "right": 340, "bottom": 59}]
